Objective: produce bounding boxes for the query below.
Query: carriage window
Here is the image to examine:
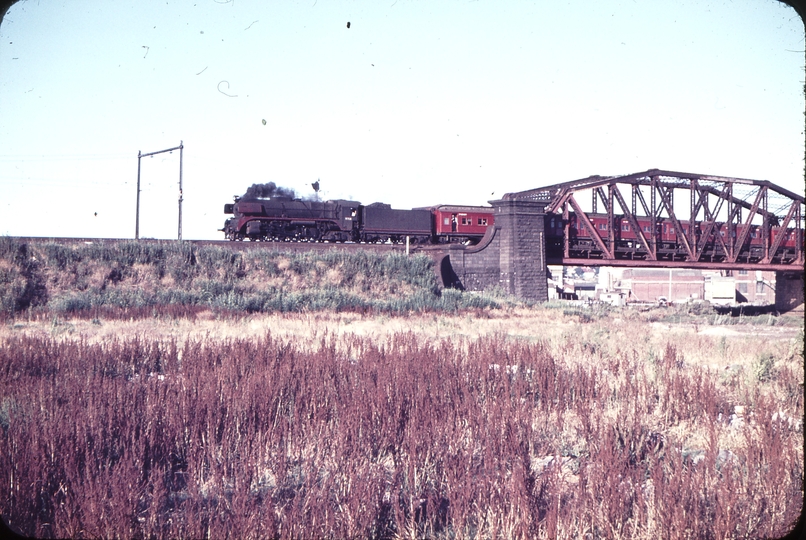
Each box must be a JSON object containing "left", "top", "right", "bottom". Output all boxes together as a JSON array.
[
  {"left": 644, "top": 225, "right": 651, "bottom": 232},
  {"left": 477, "top": 217, "right": 488, "bottom": 226},
  {"left": 461, "top": 217, "right": 471, "bottom": 225},
  {"left": 598, "top": 223, "right": 607, "bottom": 230},
  {"left": 444, "top": 218, "right": 450, "bottom": 226},
  {"left": 622, "top": 223, "right": 630, "bottom": 231}
]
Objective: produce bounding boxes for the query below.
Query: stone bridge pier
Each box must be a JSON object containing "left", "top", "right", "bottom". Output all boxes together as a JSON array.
[
  {"left": 775, "top": 272, "right": 805, "bottom": 312},
  {"left": 441, "top": 198, "right": 549, "bottom": 301}
]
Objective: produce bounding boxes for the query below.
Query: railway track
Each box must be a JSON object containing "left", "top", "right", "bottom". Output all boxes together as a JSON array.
[{"left": 6, "top": 236, "right": 442, "bottom": 254}]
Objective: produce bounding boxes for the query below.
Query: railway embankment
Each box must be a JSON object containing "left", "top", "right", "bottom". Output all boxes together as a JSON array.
[{"left": 0, "top": 237, "right": 503, "bottom": 319}]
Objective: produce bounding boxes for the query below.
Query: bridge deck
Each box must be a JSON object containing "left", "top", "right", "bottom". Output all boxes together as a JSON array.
[{"left": 508, "top": 169, "right": 804, "bottom": 270}]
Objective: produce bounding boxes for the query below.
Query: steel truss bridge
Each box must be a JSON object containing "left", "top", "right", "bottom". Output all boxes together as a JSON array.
[{"left": 507, "top": 169, "right": 805, "bottom": 271}]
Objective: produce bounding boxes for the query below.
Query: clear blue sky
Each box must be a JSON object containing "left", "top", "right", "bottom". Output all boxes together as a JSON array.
[{"left": 1, "top": 0, "right": 803, "bottom": 239}]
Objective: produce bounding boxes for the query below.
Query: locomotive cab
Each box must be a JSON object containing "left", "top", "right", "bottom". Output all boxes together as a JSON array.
[{"left": 329, "top": 200, "right": 362, "bottom": 241}]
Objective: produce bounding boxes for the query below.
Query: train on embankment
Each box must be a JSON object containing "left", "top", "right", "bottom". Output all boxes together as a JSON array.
[
  {"left": 221, "top": 193, "right": 800, "bottom": 263},
  {"left": 221, "top": 196, "right": 494, "bottom": 245}
]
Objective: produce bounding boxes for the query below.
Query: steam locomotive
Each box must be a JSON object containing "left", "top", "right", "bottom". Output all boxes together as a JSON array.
[{"left": 221, "top": 196, "right": 494, "bottom": 244}]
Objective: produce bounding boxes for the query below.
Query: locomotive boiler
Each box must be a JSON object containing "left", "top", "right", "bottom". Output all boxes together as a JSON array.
[{"left": 222, "top": 196, "right": 362, "bottom": 242}]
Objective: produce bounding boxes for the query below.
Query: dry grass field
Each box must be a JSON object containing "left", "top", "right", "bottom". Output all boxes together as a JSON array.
[{"left": 1, "top": 304, "right": 802, "bottom": 539}]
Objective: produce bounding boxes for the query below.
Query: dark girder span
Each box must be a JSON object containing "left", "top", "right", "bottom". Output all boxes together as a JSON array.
[{"left": 507, "top": 168, "right": 805, "bottom": 270}]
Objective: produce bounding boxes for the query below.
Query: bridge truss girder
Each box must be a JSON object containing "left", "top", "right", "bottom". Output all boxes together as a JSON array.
[{"left": 507, "top": 169, "right": 804, "bottom": 270}]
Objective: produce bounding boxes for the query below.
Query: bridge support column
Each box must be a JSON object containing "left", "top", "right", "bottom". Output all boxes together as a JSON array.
[
  {"left": 775, "top": 271, "right": 804, "bottom": 312},
  {"left": 493, "top": 198, "right": 549, "bottom": 301}
]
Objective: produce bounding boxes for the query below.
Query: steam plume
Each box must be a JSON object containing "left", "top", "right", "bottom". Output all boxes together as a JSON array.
[{"left": 242, "top": 182, "right": 297, "bottom": 200}]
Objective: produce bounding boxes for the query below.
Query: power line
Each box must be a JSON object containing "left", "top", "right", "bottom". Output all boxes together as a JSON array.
[
  {"left": 0, "top": 179, "right": 122, "bottom": 188},
  {"left": 0, "top": 153, "right": 134, "bottom": 163}
]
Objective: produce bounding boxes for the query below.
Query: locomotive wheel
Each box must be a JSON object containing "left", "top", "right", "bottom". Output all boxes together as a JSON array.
[{"left": 307, "top": 227, "right": 321, "bottom": 241}]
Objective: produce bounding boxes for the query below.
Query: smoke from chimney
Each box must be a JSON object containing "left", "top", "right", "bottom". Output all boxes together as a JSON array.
[{"left": 242, "top": 182, "right": 297, "bottom": 200}]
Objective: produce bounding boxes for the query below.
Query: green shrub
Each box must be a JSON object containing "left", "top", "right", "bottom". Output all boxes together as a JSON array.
[
  {"left": 0, "top": 397, "right": 20, "bottom": 431},
  {"left": 48, "top": 294, "right": 93, "bottom": 313},
  {"left": 753, "top": 352, "right": 776, "bottom": 383},
  {"left": 0, "top": 238, "right": 47, "bottom": 315},
  {"left": 43, "top": 243, "right": 81, "bottom": 269}
]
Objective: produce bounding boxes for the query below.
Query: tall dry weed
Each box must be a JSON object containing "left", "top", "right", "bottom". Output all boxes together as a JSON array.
[{"left": 0, "top": 328, "right": 801, "bottom": 539}]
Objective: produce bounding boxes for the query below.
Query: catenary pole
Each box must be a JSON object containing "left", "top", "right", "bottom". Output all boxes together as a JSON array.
[
  {"left": 135, "top": 142, "right": 184, "bottom": 240},
  {"left": 136, "top": 150, "right": 142, "bottom": 240},
  {"left": 178, "top": 141, "right": 184, "bottom": 241}
]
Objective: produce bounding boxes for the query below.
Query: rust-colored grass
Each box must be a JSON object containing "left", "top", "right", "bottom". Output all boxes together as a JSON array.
[{"left": 1, "top": 307, "right": 802, "bottom": 539}]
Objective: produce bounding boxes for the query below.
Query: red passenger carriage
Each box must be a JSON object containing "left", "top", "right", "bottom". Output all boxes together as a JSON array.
[{"left": 424, "top": 205, "right": 495, "bottom": 244}]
